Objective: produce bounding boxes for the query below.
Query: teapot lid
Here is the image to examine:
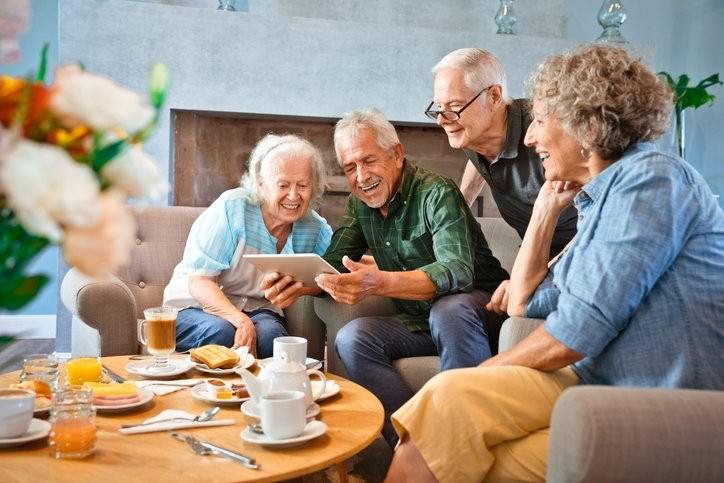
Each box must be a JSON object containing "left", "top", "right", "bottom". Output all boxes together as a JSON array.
[{"left": 263, "top": 352, "right": 304, "bottom": 373}]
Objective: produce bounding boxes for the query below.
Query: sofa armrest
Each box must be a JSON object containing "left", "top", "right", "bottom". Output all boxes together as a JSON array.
[
  {"left": 282, "top": 295, "right": 326, "bottom": 362},
  {"left": 314, "top": 295, "right": 397, "bottom": 377},
  {"left": 60, "top": 268, "right": 139, "bottom": 356},
  {"left": 549, "top": 386, "right": 724, "bottom": 482},
  {"left": 498, "top": 317, "right": 544, "bottom": 352}
]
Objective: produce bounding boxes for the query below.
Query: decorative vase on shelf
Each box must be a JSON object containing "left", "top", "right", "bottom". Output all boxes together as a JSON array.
[
  {"left": 495, "top": 0, "right": 517, "bottom": 35},
  {"left": 596, "top": 0, "right": 628, "bottom": 44}
]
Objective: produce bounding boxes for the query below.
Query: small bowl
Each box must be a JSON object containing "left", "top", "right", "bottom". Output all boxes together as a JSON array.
[{"left": 205, "top": 378, "right": 230, "bottom": 396}]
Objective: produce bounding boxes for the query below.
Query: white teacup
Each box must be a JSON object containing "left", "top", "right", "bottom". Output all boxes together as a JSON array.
[
  {"left": 0, "top": 389, "right": 35, "bottom": 438},
  {"left": 259, "top": 390, "right": 306, "bottom": 440},
  {"left": 273, "top": 336, "right": 307, "bottom": 365}
]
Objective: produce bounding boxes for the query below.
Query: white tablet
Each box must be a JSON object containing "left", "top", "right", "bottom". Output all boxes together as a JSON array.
[{"left": 244, "top": 254, "right": 340, "bottom": 287}]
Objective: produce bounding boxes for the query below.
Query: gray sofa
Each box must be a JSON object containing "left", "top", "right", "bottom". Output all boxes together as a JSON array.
[
  {"left": 313, "top": 217, "right": 724, "bottom": 482},
  {"left": 60, "top": 205, "right": 325, "bottom": 360}
]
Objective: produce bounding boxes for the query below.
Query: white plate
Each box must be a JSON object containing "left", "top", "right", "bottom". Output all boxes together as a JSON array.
[
  {"left": 240, "top": 400, "right": 320, "bottom": 420},
  {"left": 190, "top": 383, "right": 250, "bottom": 405},
  {"left": 193, "top": 353, "right": 255, "bottom": 375},
  {"left": 93, "top": 388, "right": 154, "bottom": 412},
  {"left": 311, "top": 380, "right": 340, "bottom": 401},
  {"left": 0, "top": 419, "right": 51, "bottom": 448},
  {"left": 125, "top": 359, "right": 194, "bottom": 378},
  {"left": 33, "top": 398, "right": 52, "bottom": 417},
  {"left": 258, "top": 357, "right": 322, "bottom": 371},
  {"left": 240, "top": 420, "right": 327, "bottom": 448}
]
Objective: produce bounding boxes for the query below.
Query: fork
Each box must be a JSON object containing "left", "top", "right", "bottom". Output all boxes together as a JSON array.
[{"left": 170, "top": 432, "right": 259, "bottom": 470}]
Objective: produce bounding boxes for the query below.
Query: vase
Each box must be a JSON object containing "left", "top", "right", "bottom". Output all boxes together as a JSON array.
[
  {"left": 674, "top": 108, "right": 686, "bottom": 159},
  {"left": 596, "top": 1, "right": 628, "bottom": 44},
  {"left": 495, "top": 0, "right": 517, "bottom": 35}
]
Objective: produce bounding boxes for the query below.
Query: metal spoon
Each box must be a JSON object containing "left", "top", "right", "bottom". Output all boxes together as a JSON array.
[{"left": 121, "top": 406, "right": 220, "bottom": 429}]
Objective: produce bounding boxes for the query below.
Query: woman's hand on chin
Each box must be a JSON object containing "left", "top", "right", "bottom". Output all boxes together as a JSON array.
[{"left": 535, "top": 179, "right": 582, "bottom": 214}]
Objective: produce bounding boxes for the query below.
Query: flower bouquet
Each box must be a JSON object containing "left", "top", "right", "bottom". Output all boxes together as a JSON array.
[{"left": 0, "top": 46, "right": 168, "bottom": 311}]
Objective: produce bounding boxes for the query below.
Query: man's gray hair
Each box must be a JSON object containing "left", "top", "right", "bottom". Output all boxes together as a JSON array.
[
  {"left": 432, "top": 48, "right": 511, "bottom": 103},
  {"left": 333, "top": 108, "right": 400, "bottom": 165},
  {"left": 240, "top": 133, "right": 326, "bottom": 207}
]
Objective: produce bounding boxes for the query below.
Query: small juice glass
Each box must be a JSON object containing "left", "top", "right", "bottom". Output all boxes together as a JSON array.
[
  {"left": 66, "top": 357, "right": 102, "bottom": 385},
  {"left": 49, "top": 385, "right": 97, "bottom": 458}
]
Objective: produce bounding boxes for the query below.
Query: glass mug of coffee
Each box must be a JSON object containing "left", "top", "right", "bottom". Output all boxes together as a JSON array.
[{"left": 139, "top": 306, "right": 178, "bottom": 373}]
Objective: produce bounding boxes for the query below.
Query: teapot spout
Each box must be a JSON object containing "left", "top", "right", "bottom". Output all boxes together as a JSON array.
[{"left": 239, "top": 368, "right": 263, "bottom": 404}]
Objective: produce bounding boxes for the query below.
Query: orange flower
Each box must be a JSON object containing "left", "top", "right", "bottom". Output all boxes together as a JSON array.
[{"left": 0, "top": 75, "right": 54, "bottom": 133}]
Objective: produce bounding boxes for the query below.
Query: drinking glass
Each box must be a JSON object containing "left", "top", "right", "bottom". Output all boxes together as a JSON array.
[
  {"left": 20, "top": 353, "right": 59, "bottom": 390},
  {"left": 66, "top": 357, "right": 102, "bottom": 385},
  {"left": 139, "top": 306, "right": 178, "bottom": 373},
  {"left": 49, "top": 386, "right": 96, "bottom": 458}
]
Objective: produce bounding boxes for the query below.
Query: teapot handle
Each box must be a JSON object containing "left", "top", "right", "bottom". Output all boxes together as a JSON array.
[{"left": 307, "top": 369, "right": 327, "bottom": 400}]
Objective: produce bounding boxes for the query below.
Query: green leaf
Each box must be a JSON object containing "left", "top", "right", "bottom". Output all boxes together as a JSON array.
[
  {"left": 92, "top": 138, "right": 130, "bottom": 173},
  {"left": 37, "top": 43, "right": 49, "bottom": 83},
  {"left": 149, "top": 63, "right": 169, "bottom": 110},
  {"left": 0, "top": 274, "right": 49, "bottom": 311}
]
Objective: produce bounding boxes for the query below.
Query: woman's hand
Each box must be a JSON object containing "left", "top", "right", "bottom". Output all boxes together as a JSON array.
[
  {"left": 486, "top": 280, "right": 510, "bottom": 315},
  {"left": 535, "top": 180, "right": 582, "bottom": 215},
  {"left": 260, "top": 271, "right": 320, "bottom": 309}
]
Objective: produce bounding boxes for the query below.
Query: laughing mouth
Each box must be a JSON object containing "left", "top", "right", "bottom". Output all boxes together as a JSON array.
[
  {"left": 281, "top": 203, "right": 300, "bottom": 210},
  {"left": 359, "top": 180, "right": 381, "bottom": 192}
]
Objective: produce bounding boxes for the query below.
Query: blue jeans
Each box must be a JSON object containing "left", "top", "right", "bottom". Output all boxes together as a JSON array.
[
  {"left": 176, "top": 307, "right": 288, "bottom": 359},
  {"left": 335, "top": 290, "right": 502, "bottom": 447}
]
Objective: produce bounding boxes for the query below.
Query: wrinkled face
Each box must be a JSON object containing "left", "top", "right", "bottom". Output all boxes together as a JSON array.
[
  {"left": 337, "top": 128, "right": 404, "bottom": 212},
  {"left": 524, "top": 99, "right": 588, "bottom": 182},
  {"left": 432, "top": 68, "right": 494, "bottom": 150},
  {"left": 259, "top": 154, "right": 314, "bottom": 224}
]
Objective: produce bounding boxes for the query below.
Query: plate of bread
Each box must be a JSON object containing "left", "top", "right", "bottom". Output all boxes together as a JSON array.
[
  {"left": 190, "top": 345, "right": 255, "bottom": 375},
  {"left": 84, "top": 382, "right": 153, "bottom": 412},
  {"left": 9, "top": 380, "right": 52, "bottom": 416}
]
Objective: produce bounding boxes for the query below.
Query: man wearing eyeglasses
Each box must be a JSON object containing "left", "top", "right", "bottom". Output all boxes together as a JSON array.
[{"left": 428, "top": 48, "right": 577, "bottom": 258}]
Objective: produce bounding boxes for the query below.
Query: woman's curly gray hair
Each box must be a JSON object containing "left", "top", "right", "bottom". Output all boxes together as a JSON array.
[
  {"left": 527, "top": 44, "right": 673, "bottom": 161},
  {"left": 240, "top": 133, "right": 326, "bottom": 208}
]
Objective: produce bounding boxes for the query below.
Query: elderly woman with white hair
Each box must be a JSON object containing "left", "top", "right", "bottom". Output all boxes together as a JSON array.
[{"left": 163, "top": 133, "right": 331, "bottom": 357}]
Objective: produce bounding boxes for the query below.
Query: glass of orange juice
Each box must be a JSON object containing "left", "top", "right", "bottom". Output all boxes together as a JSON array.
[
  {"left": 66, "top": 357, "right": 102, "bottom": 385},
  {"left": 49, "top": 385, "right": 96, "bottom": 458}
]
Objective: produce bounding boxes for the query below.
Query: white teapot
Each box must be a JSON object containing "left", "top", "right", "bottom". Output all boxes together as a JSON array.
[{"left": 240, "top": 353, "right": 326, "bottom": 408}]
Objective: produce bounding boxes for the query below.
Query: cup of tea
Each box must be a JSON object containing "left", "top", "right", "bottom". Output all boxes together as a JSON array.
[
  {"left": 259, "top": 390, "right": 306, "bottom": 440},
  {"left": 20, "top": 353, "right": 60, "bottom": 390},
  {"left": 139, "top": 306, "right": 178, "bottom": 372},
  {"left": 273, "top": 336, "right": 307, "bottom": 365},
  {"left": 0, "top": 388, "right": 35, "bottom": 438},
  {"left": 66, "top": 356, "right": 102, "bottom": 385}
]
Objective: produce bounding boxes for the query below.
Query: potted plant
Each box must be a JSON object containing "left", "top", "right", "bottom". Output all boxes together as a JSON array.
[{"left": 658, "top": 72, "right": 722, "bottom": 159}]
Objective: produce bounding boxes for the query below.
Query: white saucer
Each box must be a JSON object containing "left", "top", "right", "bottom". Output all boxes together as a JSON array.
[
  {"left": 240, "top": 400, "right": 320, "bottom": 420},
  {"left": 33, "top": 398, "right": 52, "bottom": 417},
  {"left": 190, "top": 383, "right": 251, "bottom": 405},
  {"left": 258, "top": 357, "right": 322, "bottom": 371},
  {"left": 311, "top": 380, "right": 341, "bottom": 401},
  {"left": 240, "top": 420, "right": 327, "bottom": 448},
  {"left": 125, "top": 359, "right": 194, "bottom": 378},
  {"left": 193, "top": 353, "right": 255, "bottom": 375},
  {"left": 0, "top": 419, "right": 51, "bottom": 448},
  {"left": 93, "top": 388, "right": 154, "bottom": 412}
]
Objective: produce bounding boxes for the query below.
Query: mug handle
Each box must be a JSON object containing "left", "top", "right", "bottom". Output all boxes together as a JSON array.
[
  {"left": 139, "top": 319, "right": 148, "bottom": 346},
  {"left": 307, "top": 369, "right": 327, "bottom": 400}
]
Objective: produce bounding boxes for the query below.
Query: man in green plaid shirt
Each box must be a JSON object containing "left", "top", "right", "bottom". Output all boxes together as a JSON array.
[{"left": 306, "top": 108, "right": 508, "bottom": 447}]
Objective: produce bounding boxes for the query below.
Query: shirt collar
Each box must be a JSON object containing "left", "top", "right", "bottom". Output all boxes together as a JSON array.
[{"left": 497, "top": 101, "right": 522, "bottom": 160}]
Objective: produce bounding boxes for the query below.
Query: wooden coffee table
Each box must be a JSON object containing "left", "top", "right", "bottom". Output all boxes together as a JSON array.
[{"left": 0, "top": 355, "right": 384, "bottom": 482}]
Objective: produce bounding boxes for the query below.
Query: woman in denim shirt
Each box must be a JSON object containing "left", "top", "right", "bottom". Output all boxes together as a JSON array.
[{"left": 385, "top": 44, "right": 724, "bottom": 482}]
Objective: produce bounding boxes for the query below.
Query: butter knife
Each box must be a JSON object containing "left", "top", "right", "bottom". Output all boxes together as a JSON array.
[
  {"left": 102, "top": 365, "right": 126, "bottom": 383},
  {"left": 195, "top": 436, "right": 259, "bottom": 469}
]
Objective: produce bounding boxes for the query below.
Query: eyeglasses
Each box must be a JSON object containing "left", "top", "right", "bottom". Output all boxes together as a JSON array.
[{"left": 424, "top": 86, "right": 492, "bottom": 121}]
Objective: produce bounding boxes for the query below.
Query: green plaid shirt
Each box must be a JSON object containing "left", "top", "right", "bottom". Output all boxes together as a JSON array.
[{"left": 324, "top": 160, "right": 509, "bottom": 331}]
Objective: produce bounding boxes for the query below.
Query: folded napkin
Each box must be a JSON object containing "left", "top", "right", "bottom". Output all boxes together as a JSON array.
[
  {"left": 134, "top": 379, "right": 203, "bottom": 396},
  {"left": 119, "top": 409, "right": 235, "bottom": 435}
]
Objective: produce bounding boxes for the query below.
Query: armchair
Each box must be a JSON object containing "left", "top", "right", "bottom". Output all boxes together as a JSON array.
[{"left": 60, "top": 205, "right": 325, "bottom": 359}]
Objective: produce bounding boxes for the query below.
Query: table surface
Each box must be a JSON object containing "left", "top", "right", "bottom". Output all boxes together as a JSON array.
[{"left": 0, "top": 355, "right": 384, "bottom": 483}]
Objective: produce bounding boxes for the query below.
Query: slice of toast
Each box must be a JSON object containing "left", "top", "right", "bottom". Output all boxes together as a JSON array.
[{"left": 190, "top": 344, "right": 239, "bottom": 369}]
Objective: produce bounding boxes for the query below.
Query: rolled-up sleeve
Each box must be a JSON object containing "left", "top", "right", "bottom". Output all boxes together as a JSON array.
[{"left": 526, "top": 271, "right": 559, "bottom": 318}]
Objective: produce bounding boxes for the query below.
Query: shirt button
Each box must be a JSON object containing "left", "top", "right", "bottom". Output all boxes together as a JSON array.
[
  {"left": 386, "top": 241, "right": 390, "bottom": 246},
  {"left": 138, "top": 281, "right": 146, "bottom": 288},
  {"left": 578, "top": 215, "right": 584, "bottom": 221}
]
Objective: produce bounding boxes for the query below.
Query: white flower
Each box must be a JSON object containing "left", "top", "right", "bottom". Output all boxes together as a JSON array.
[
  {"left": 1, "top": 138, "right": 101, "bottom": 242},
  {"left": 62, "top": 189, "right": 136, "bottom": 278},
  {"left": 49, "top": 64, "right": 154, "bottom": 133},
  {"left": 101, "top": 143, "right": 167, "bottom": 199}
]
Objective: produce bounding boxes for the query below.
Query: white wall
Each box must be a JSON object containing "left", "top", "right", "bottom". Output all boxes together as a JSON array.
[{"left": 568, "top": 0, "right": 724, "bottom": 199}]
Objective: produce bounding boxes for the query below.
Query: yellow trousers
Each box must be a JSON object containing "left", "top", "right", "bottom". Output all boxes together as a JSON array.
[{"left": 391, "top": 365, "right": 579, "bottom": 482}]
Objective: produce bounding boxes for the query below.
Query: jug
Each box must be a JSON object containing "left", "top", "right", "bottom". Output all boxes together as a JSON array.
[{"left": 240, "top": 353, "right": 326, "bottom": 407}]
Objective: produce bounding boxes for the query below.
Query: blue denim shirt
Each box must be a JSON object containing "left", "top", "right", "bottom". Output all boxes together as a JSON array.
[{"left": 527, "top": 143, "right": 724, "bottom": 390}]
